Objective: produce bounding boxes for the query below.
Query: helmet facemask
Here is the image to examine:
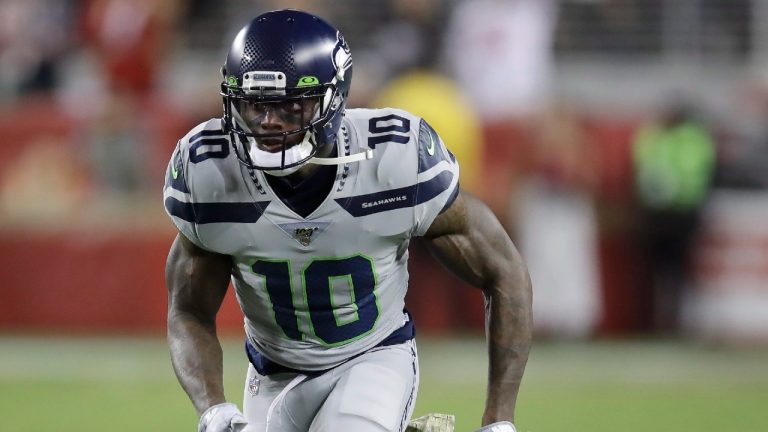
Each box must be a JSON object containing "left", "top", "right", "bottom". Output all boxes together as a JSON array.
[{"left": 222, "top": 78, "right": 341, "bottom": 177}]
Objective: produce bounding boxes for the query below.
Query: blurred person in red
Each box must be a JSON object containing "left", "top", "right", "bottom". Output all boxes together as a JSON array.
[
  {"left": 78, "top": 0, "right": 184, "bottom": 195},
  {"left": 80, "top": 0, "right": 180, "bottom": 96},
  {"left": 632, "top": 101, "right": 716, "bottom": 333},
  {"left": 516, "top": 105, "right": 602, "bottom": 338},
  {"left": 443, "top": 0, "right": 559, "bottom": 234}
]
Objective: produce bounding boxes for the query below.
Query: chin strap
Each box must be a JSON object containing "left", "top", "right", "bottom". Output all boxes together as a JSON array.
[{"left": 309, "top": 148, "right": 374, "bottom": 165}]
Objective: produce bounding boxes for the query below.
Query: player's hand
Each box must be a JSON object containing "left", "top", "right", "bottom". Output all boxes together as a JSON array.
[
  {"left": 198, "top": 402, "right": 248, "bottom": 432},
  {"left": 474, "top": 421, "right": 517, "bottom": 432}
]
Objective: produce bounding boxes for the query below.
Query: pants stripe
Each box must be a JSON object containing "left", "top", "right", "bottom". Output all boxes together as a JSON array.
[{"left": 398, "top": 341, "right": 419, "bottom": 432}]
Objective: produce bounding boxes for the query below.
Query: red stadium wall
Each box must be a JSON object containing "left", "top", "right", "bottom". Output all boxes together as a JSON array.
[
  {"left": 0, "top": 229, "right": 245, "bottom": 333},
  {"left": 0, "top": 229, "right": 485, "bottom": 335}
]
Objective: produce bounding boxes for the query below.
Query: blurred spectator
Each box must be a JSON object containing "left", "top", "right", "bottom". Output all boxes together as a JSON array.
[
  {"left": 516, "top": 105, "right": 602, "bottom": 338},
  {"left": 445, "top": 0, "right": 558, "bottom": 120},
  {"left": 77, "top": 0, "right": 183, "bottom": 196},
  {"left": 443, "top": 0, "right": 559, "bottom": 233},
  {"left": 632, "top": 101, "right": 716, "bottom": 333},
  {"left": 0, "top": 0, "right": 76, "bottom": 101},
  {"left": 80, "top": 0, "right": 180, "bottom": 96}
]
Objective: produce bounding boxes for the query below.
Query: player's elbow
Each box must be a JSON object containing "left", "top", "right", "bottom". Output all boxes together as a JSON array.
[
  {"left": 483, "top": 259, "right": 532, "bottom": 313},
  {"left": 167, "top": 296, "right": 218, "bottom": 330}
]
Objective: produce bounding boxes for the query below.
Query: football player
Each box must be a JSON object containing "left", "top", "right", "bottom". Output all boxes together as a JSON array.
[{"left": 163, "top": 9, "right": 531, "bottom": 432}]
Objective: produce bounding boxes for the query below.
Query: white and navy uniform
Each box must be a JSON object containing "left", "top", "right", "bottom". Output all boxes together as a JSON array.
[{"left": 163, "top": 108, "right": 459, "bottom": 432}]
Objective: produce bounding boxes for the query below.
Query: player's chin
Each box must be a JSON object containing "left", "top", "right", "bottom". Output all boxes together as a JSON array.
[
  {"left": 255, "top": 139, "right": 285, "bottom": 153},
  {"left": 256, "top": 144, "right": 280, "bottom": 153},
  {"left": 255, "top": 137, "right": 302, "bottom": 153}
]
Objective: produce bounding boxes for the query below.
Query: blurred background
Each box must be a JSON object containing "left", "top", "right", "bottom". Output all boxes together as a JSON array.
[{"left": 1, "top": 0, "right": 768, "bottom": 431}]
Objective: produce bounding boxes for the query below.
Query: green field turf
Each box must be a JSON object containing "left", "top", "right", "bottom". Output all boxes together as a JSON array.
[{"left": 1, "top": 335, "right": 767, "bottom": 431}]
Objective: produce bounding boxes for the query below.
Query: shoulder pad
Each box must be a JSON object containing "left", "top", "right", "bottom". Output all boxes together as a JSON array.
[{"left": 177, "top": 119, "right": 230, "bottom": 163}]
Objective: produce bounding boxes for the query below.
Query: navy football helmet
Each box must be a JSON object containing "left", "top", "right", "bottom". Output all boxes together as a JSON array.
[{"left": 221, "top": 9, "right": 359, "bottom": 176}]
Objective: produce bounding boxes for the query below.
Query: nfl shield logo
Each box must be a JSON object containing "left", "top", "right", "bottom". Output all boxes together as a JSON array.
[
  {"left": 248, "top": 376, "right": 260, "bottom": 396},
  {"left": 294, "top": 227, "right": 318, "bottom": 246},
  {"left": 278, "top": 222, "right": 329, "bottom": 247}
]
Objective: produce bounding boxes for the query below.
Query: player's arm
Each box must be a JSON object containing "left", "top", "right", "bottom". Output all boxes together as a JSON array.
[
  {"left": 422, "top": 190, "right": 532, "bottom": 427},
  {"left": 165, "top": 232, "right": 240, "bottom": 420}
]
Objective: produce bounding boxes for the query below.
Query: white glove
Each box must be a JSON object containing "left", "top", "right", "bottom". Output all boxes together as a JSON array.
[
  {"left": 475, "top": 421, "right": 517, "bottom": 432},
  {"left": 198, "top": 402, "right": 248, "bottom": 432}
]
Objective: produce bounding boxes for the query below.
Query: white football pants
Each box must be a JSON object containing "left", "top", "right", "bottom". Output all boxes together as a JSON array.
[{"left": 241, "top": 340, "right": 419, "bottom": 432}]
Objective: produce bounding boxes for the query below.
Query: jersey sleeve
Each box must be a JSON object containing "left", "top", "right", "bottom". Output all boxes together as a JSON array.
[
  {"left": 413, "top": 118, "right": 460, "bottom": 236},
  {"left": 162, "top": 140, "right": 206, "bottom": 249}
]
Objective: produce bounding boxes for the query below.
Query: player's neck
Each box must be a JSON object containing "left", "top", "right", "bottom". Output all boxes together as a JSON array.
[
  {"left": 285, "top": 141, "right": 336, "bottom": 181},
  {"left": 265, "top": 142, "right": 338, "bottom": 217}
]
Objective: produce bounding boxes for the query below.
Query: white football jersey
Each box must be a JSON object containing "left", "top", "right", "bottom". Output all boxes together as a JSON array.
[{"left": 163, "top": 108, "right": 459, "bottom": 370}]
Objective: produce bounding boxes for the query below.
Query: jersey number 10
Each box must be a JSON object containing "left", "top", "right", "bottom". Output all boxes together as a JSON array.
[{"left": 252, "top": 255, "right": 380, "bottom": 346}]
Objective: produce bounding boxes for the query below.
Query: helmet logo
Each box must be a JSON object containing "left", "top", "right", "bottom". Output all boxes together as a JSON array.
[
  {"left": 297, "top": 76, "right": 320, "bottom": 87},
  {"left": 226, "top": 75, "right": 238, "bottom": 87},
  {"left": 241, "top": 71, "right": 287, "bottom": 95},
  {"left": 332, "top": 31, "right": 352, "bottom": 81}
]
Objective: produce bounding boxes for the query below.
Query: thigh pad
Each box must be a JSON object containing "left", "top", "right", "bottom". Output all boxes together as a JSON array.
[{"left": 338, "top": 363, "right": 408, "bottom": 431}]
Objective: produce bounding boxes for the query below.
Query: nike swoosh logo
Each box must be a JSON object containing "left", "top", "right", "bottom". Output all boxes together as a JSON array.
[{"left": 426, "top": 133, "right": 436, "bottom": 156}]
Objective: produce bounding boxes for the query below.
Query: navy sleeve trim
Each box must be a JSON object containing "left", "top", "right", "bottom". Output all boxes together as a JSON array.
[
  {"left": 438, "top": 182, "right": 460, "bottom": 214},
  {"left": 335, "top": 171, "right": 453, "bottom": 217},
  {"left": 165, "top": 197, "right": 270, "bottom": 224},
  {"left": 418, "top": 119, "right": 453, "bottom": 174}
]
